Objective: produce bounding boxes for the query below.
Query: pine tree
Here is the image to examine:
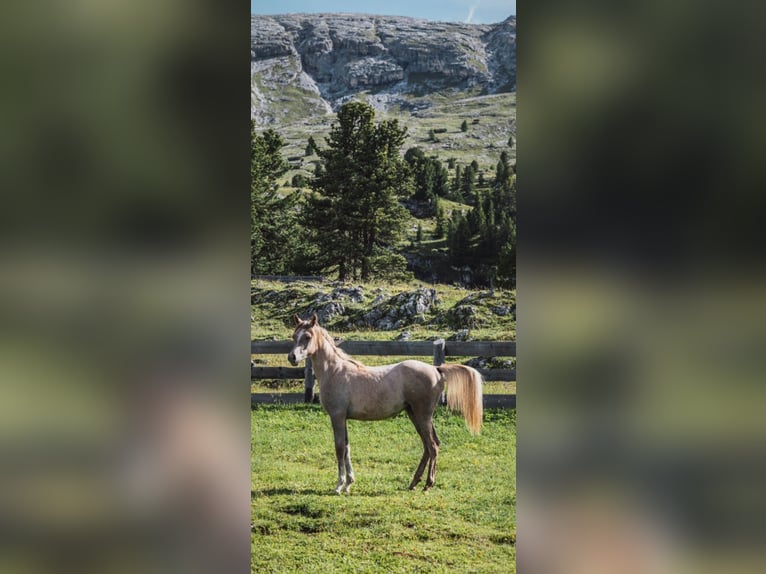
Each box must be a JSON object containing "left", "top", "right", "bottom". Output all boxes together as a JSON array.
[
  {"left": 306, "top": 136, "right": 317, "bottom": 156},
  {"left": 451, "top": 164, "right": 463, "bottom": 201},
  {"left": 405, "top": 147, "right": 450, "bottom": 209},
  {"left": 434, "top": 199, "right": 447, "bottom": 239},
  {"left": 251, "top": 122, "right": 302, "bottom": 275},
  {"left": 461, "top": 164, "right": 476, "bottom": 197},
  {"left": 291, "top": 174, "right": 307, "bottom": 188},
  {"left": 461, "top": 119, "right": 468, "bottom": 132},
  {"left": 495, "top": 151, "right": 511, "bottom": 190},
  {"left": 304, "top": 102, "right": 412, "bottom": 281}
]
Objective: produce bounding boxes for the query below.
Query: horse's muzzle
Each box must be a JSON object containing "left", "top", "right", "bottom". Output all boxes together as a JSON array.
[{"left": 287, "top": 353, "right": 298, "bottom": 366}]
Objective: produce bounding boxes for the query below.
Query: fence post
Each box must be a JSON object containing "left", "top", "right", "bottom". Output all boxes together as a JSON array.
[
  {"left": 433, "top": 339, "right": 446, "bottom": 404},
  {"left": 303, "top": 358, "right": 316, "bottom": 403}
]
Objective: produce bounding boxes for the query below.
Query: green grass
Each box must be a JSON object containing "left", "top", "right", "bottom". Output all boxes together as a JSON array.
[{"left": 251, "top": 404, "right": 515, "bottom": 573}]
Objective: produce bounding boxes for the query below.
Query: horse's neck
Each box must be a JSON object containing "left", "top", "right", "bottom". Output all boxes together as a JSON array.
[{"left": 310, "top": 333, "right": 345, "bottom": 380}]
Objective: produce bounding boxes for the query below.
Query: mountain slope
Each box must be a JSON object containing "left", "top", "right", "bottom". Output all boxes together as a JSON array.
[{"left": 251, "top": 13, "right": 516, "bottom": 126}]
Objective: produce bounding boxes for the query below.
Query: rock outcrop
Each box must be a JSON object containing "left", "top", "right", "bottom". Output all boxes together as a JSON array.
[
  {"left": 251, "top": 281, "right": 514, "bottom": 334},
  {"left": 359, "top": 288, "right": 438, "bottom": 331},
  {"left": 251, "top": 13, "right": 516, "bottom": 125}
]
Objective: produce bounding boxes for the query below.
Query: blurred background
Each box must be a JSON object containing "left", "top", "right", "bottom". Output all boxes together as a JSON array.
[
  {"left": 520, "top": 1, "right": 766, "bottom": 573},
  {"left": 1, "top": 0, "right": 766, "bottom": 573},
  {"left": 0, "top": 1, "right": 250, "bottom": 573}
]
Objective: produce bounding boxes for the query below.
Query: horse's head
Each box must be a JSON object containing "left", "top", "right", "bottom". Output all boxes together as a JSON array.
[{"left": 288, "top": 313, "right": 320, "bottom": 366}]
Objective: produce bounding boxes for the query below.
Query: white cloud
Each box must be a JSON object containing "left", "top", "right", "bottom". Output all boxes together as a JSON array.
[{"left": 465, "top": 1, "right": 481, "bottom": 23}]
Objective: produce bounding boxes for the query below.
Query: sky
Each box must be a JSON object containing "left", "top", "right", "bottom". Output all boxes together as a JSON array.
[{"left": 250, "top": 0, "right": 515, "bottom": 24}]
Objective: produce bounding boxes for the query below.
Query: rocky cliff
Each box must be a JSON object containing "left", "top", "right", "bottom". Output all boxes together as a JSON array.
[{"left": 251, "top": 13, "right": 516, "bottom": 126}]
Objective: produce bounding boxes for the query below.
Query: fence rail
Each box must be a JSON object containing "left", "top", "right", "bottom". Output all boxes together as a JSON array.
[
  {"left": 252, "top": 338, "right": 516, "bottom": 404},
  {"left": 251, "top": 340, "right": 515, "bottom": 357},
  {"left": 252, "top": 275, "right": 326, "bottom": 283}
]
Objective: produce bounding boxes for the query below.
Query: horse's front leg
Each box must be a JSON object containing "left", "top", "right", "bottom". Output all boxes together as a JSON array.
[
  {"left": 330, "top": 416, "right": 348, "bottom": 494},
  {"left": 342, "top": 425, "right": 355, "bottom": 493}
]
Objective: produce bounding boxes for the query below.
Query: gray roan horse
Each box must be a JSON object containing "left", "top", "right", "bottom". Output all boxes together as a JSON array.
[{"left": 288, "top": 313, "right": 483, "bottom": 493}]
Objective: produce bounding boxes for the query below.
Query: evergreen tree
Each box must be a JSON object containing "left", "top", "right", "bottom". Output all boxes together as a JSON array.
[
  {"left": 469, "top": 191, "right": 487, "bottom": 236},
  {"left": 440, "top": 151, "right": 517, "bottom": 285},
  {"left": 291, "top": 174, "right": 307, "bottom": 188},
  {"left": 461, "top": 164, "right": 476, "bottom": 197},
  {"left": 405, "top": 147, "right": 450, "bottom": 209},
  {"left": 496, "top": 219, "right": 516, "bottom": 287},
  {"left": 434, "top": 199, "right": 447, "bottom": 239},
  {"left": 306, "top": 136, "right": 317, "bottom": 156},
  {"left": 461, "top": 119, "right": 468, "bottom": 132},
  {"left": 451, "top": 164, "right": 463, "bottom": 201},
  {"left": 450, "top": 212, "right": 472, "bottom": 265},
  {"left": 304, "top": 102, "right": 412, "bottom": 281},
  {"left": 495, "top": 151, "right": 511, "bottom": 190},
  {"left": 251, "top": 122, "right": 302, "bottom": 275}
]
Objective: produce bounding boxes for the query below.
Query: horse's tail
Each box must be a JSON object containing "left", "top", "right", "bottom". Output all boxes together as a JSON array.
[{"left": 438, "top": 364, "right": 483, "bottom": 434}]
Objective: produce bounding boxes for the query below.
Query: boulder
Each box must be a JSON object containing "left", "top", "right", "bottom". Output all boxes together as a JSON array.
[{"left": 359, "top": 288, "right": 437, "bottom": 330}]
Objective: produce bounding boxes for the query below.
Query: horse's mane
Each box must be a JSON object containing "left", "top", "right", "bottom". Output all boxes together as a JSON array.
[{"left": 314, "top": 326, "right": 366, "bottom": 368}]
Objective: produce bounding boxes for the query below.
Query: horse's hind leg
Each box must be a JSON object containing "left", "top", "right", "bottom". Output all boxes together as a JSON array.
[
  {"left": 424, "top": 420, "right": 440, "bottom": 491},
  {"left": 408, "top": 449, "right": 429, "bottom": 491},
  {"left": 405, "top": 408, "right": 434, "bottom": 491},
  {"left": 331, "top": 416, "right": 349, "bottom": 494}
]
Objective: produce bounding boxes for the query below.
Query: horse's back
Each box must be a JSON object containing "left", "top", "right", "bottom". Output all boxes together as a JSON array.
[
  {"left": 393, "top": 360, "right": 441, "bottom": 385},
  {"left": 393, "top": 360, "right": 443, "bottom": 409},
  {"left": 341, "top": 360, "right": 440, "bottom": 421}
]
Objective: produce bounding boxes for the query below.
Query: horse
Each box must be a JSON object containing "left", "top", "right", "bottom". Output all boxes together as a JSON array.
[{"left": 287, "top": 313, "right": 483, "bottom": 494}]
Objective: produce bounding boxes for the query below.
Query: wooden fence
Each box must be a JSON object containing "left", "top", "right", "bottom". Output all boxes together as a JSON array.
[
  {"left": 252, "top": 338, "right": 516, "bottom": 406},
  {"left": 251, "top": 275, "right": 327, "bottom": 283}
]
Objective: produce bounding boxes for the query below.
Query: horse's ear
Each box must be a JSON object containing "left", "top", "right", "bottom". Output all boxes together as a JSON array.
[
  {"left": 309, "top": 313, "right": 318, "bottom": 327},
  {"left": 293, "top": 314, "right": 301, "bottom": 326}
]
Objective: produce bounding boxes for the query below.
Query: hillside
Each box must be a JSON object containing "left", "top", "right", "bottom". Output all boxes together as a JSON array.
[
  {"left": 251, "top": 13, "right": 516, "bottom": 287},
  {"left": 251, "top": 13, "right": 516, "bottom": 126}
]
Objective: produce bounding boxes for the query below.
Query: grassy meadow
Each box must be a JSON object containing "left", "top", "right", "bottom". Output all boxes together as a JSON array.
[
  {"left": 253, "top": 55, "right": 516, "bottom": 574},
  {"left": 251, "top": 404, "right": 516, "bottom": 573}
]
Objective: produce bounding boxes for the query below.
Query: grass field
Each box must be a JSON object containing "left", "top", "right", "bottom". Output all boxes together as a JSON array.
[{"left": 251, "top": 404, "right": 516, "bottom": 573}]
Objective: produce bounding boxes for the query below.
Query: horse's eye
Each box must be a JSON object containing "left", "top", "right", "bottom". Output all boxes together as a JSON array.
[{"left": 305, "top": 333, "right": 312, "bottom": 339}]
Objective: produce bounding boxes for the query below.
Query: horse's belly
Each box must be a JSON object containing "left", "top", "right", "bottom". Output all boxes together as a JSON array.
[{"left": 347, "top": 397, "right": 405, "bottom": 421}]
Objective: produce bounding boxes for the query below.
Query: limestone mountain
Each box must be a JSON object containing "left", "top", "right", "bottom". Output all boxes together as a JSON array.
[{"left": 251, "top": 13, "right": 516, "bottom": 126}]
